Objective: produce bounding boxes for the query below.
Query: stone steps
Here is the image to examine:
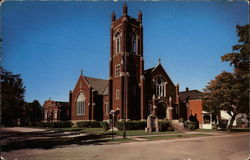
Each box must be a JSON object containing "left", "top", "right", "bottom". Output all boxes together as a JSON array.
[{"left": 171, "top": 120, "right": 188, "bottom": 132}]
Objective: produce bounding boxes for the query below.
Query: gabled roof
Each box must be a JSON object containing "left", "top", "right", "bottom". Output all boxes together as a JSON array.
[
  {"left": 144, "top": 63, "right": 175, "bottom": 86},
  {"left": 144, "top": 67, "right": 154, "bottom": 75},
  {"left": 85, "top": 76, "right": 108, "bottom": 95},
  {"left": 102, "top": 83, "right": 109, "bottom": 96},
  {"left": 179, "top": 90, "right": 203, "bottom": 101}
]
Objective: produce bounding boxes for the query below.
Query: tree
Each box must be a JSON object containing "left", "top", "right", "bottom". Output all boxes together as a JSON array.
[
  {"left": 203, "top": 24, "right": 249, "bottom": 131},
  {"left": 22, "top": 100, "right": 43, "bottom": 126},
  {"left": 1, "top": 67, "right": 26, "bottom": 126}
]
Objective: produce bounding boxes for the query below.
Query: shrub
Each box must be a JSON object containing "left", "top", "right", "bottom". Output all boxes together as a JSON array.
[
  {"left": 89, "top": 121, "right": 101, "bottom": 128},
  {"left": 218, "top": 119, "right": 228, "bottom": 130},
  {"left": 56, "top": 121, "right": 72, "bottom": 128},
  {"left": 236, "top": 118, "right": 242, "bottom": 128},
  {"left": 116, "top": 121, "right": 147, "bottom": 130},
  {"left": 76, "top": 121, "right": 101, "bottom": 128},
  {"left": 100, "top": 122, "right": 109, "bottom": 130},
  {"left": 76, "top": 121, "right": 90, "bottom": 128},
  {"left": 184, "top": 121, "right": 198, "bottom": 130},
  {"left": 158, "top": 120, "right": 172, "bottom": 131}
]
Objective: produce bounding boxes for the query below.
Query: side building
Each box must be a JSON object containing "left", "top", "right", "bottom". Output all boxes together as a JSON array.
[
  {"left": 180, "top": 88, "right": 212, "bottom": 129},
  {"left": 43, "top": 99, "right": 71, "bottom": 122}
]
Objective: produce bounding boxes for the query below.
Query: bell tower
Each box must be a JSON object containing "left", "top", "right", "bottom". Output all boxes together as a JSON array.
[{"left": 108, "top": 4, "right": 145, "bottom": 120}]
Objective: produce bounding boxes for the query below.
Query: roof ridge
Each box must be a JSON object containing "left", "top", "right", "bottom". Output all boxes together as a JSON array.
[{"left": 85, "top": 76, "right": 108, "bottom": 81}]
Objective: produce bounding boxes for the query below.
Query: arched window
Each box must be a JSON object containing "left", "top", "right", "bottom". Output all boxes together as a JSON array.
[
  {"left": 44, "top": 111, "right": 47, "bottom": 120},
  {"left": 155, "top": 77, "right": 167, "bottom": 97},
  {"left": 76, "top": 92, "right": 86, "bottom": 115},
  {"left": 131, "top": 34, "right": 136, "bottom": 54},
  {"left": 105, "top": 101, "right": 109, "bottom": 115},
  {"left": 115, "top": 32, "right": 121, "bottom": 53},
  {"left": 54, "top": 111, "right": 57, "bottom": 119}
]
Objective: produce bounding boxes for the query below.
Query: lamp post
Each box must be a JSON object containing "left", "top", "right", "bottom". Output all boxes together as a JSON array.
[
  {"left": 110, "top": 110, "right": 115, "bottom": 140},
  {"left": 123, "top": 52, "right": 128, "bottom": 139}
]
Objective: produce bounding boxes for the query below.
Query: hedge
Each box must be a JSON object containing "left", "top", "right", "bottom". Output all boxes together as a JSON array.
[
  {"left": 184, "top": 121, "right": 198, "bottom": 130},
  {"left": 218, "top": 119, "right": 228, "bottom": 130},
  {"left": 100, "top": 122, "right": 109, "bottom": 130},
  {"left": 158, "top": 120, "right": 172, "bottom": 131},
  {"left": 116, "top": 121, "right": 147, "bottom": 130},
  {"left": 76, "top": 121, "right": 101, "bottom": 128}
]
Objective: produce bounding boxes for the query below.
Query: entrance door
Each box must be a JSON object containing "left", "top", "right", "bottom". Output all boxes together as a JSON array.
[{"left": 156, "top": 103, "right": 167, "bottom": 119}]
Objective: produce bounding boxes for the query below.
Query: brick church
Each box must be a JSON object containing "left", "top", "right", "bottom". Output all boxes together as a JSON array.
[{"left": 69, "top": 4, "right": 181, "bottom": 124}]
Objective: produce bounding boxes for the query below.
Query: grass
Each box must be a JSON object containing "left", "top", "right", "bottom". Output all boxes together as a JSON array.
[
  {"left": 231, "top": 128, "right": 250, "bottom": 132},
  {"left": 114, "top": 130, "right": 179, "bottom": 136},
  {"left": 107, "top": 138, "right": 135, "bottom": 143},
  {"left": 47, "top": 127, "right": 104, "bottom": 133},
  {"left": 47, "top": 128, "right": 180, "bottom": 136},
  {"left": 195, "top": 129, "right": 217, "bottom": 132},
  {"left": 141, "top": 133, "right": 212, "bottom": 140}
]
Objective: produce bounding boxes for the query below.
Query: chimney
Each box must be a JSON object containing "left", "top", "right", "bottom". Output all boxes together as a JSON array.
[{"left": 186, "top": 87, "right": 189, "bottom": 92}]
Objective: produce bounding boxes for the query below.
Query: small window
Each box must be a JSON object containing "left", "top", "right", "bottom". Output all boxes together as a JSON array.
[
  {"left": 115, "top": 32, "right": 121, "bottom": 53},
  {"left": 105, "top": 101, "right": 109, "bottom": 115},
  {"left": 115, "top": 64, "right": 121, "bottom": 77},
  {"left": 54, "top": 111, "right": 57, "bottom": 119},
  {"left": 44, "top": 112, "right": 47, "bottom": 120},
  {"left": 131, "top": 34, "right": 136, "bottom": 54},
  {"left": 116, "top": 89, "right": 120, "bottom": 100}
]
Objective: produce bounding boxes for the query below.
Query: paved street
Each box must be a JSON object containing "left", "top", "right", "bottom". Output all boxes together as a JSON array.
[{"left": 2, "top": 131, "right": 249, "bottom": 160}]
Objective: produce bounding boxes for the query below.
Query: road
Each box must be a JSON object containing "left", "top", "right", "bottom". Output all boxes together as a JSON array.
[{"left": 2, "top": 133, "right": 249, "bottom": 160}]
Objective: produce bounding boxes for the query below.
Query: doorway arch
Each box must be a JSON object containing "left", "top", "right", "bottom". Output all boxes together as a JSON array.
[{"left": 156, "top": 102, "right": 167, "bottom": 119}]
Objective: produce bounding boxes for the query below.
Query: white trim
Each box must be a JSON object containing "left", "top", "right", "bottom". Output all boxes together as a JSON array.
[
  {"left": 116, "top": 89, "right": 120, "bottom": 100},
  {"left": 115, "top": 64, "right": 121, "bottom": 77}
]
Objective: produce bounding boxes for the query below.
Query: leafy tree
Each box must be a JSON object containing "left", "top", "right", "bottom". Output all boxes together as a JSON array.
[
  {"left": 22, "top": 100, "right": 43, "bottom": 126},
  {"left": 203, "top": 24, "right": 249, "bottom": 131},
  {"left": 1, "top": 67, "right": 25, "bottom": 126}
]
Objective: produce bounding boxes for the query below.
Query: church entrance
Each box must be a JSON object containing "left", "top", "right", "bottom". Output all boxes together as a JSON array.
[{"left": 156, "top": 102, "right": 167, "bottom": 119}]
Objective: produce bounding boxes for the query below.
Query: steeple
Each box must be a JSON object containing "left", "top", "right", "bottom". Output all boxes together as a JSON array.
[
  {"left": 138, "top": 10, "right": 142, "bottom": 22},
  {"left": 111, "top": 11, "right": 116, "bottom": 22},
  {"left": 123, "top": 3, "right": 128, "bottom": 15},
  {"left": 158, "top": 58, "right": 161, "bottom": 65}
]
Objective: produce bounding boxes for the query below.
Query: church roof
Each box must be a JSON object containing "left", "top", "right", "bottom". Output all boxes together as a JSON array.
[
  {"left": 144, "top": 67, "right": 154, "bottom": 74},
  {"left": 179, "top": 90, "right": 203, "bottom": 101},
  {"left": 85, "top": 76, "right": 108, "bottom": 95}
]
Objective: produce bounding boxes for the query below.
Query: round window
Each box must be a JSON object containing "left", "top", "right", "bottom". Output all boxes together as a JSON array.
[{"left": 157, "top": 78, "right": 162, "bottom": 85}]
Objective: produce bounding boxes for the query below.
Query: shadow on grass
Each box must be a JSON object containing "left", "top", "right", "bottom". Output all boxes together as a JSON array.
[
  {"left": 1, "top": 129, "right": 113, "bottom": 152},
  {"left": 231, "top": 128, "right": 250, "bottom": 132}
]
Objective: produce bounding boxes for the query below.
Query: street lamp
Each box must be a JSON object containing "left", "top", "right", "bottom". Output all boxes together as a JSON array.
[{"left": 110, "top": 110, "right": 115, "bottom": 140}]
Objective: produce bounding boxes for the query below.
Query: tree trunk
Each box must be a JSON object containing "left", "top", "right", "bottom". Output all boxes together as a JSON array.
[{"left": 227, "top": 114, "right": 236, "bottom": 132}]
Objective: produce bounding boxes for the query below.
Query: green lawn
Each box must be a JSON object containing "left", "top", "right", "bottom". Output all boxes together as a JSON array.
[
  {"left": 107, "top": 138, "right": 135, "bottom": 143},
  {"left": 47, "top": 127, "right": 104, "bottom": 133},
  {"left": 114, "top": 130, "right": 179, "bottom": 136},
  {"left": 47, "top": 128, "right": 179, "bottom": 136},
  {"left": 195, "top": 129, "right": 217, "bottom": 132},
  {"left": 141, "top": 133, "right": 212, "bottom": 140}
]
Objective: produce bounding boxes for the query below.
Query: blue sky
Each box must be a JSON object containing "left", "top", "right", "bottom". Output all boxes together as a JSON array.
[{"left": 2, "top": 1, "right": 248, "bottom": 105}]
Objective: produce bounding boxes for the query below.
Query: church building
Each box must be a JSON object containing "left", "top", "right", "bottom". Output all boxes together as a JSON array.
[{"left": 70, "top": 4, "right": 180, "bottom": 123}]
